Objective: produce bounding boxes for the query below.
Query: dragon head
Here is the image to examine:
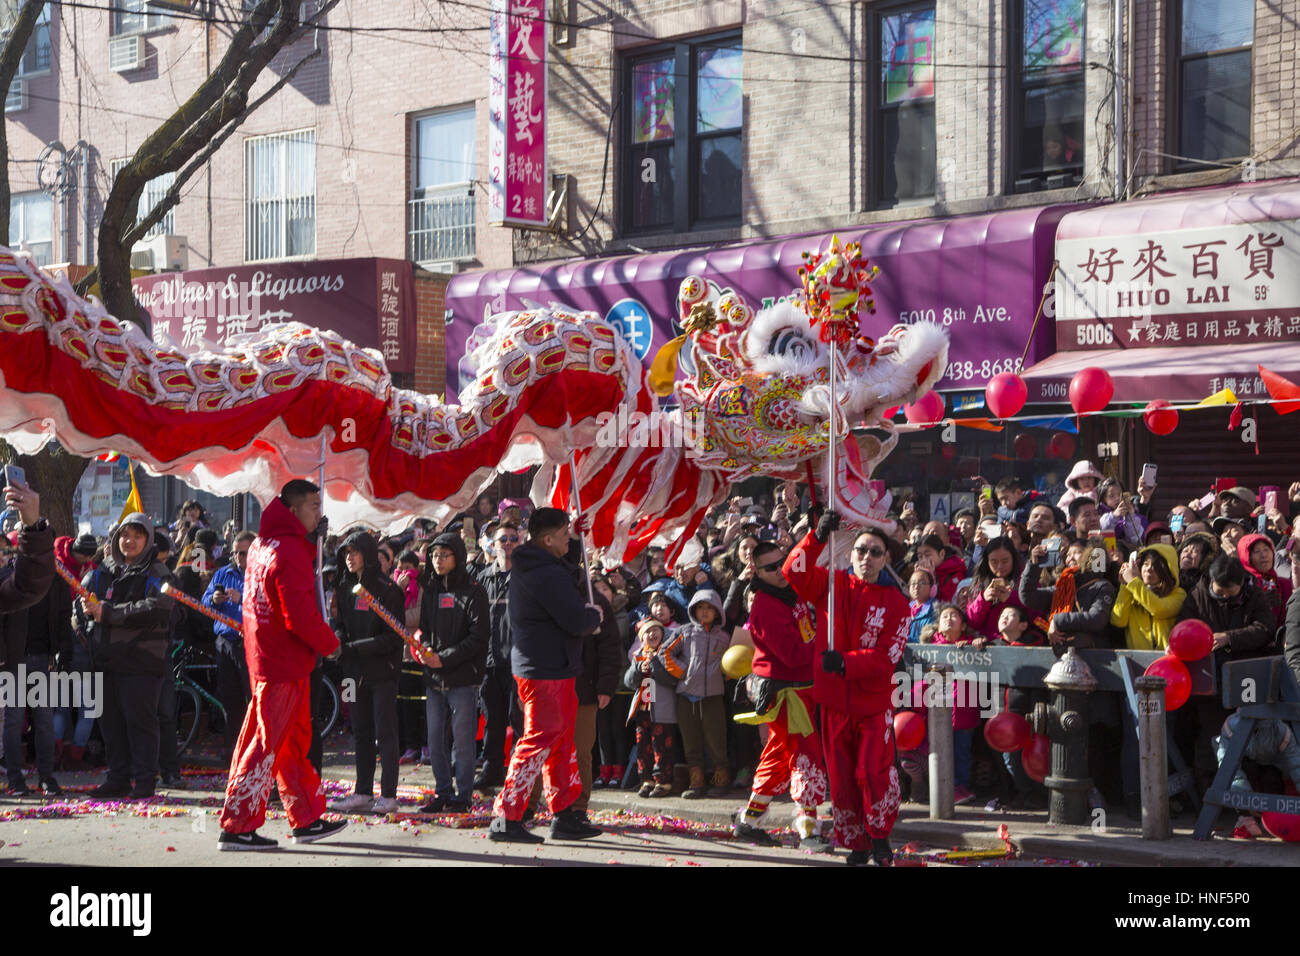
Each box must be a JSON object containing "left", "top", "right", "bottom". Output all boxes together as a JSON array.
[{"left": 670, "top": 251, "right": 949, "bottom": 533}]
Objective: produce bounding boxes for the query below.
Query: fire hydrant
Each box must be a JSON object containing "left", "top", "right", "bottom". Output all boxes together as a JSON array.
[{"left": 1031, "top": 647, "right": 1097, "bottom": 825}]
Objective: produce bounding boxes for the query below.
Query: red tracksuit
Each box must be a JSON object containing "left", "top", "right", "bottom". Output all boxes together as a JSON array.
[
  {"left": 492, "top": 677, "right": 583, "bottom": 819},
  {"left": 747, "top": 589, "right": 827, "bottom": 811},
  {"left": 219, "top": 498, "right": 339, "bottom": 834},
  {"left": 785, "top": 531, "right": 909, "bottom": 850}
]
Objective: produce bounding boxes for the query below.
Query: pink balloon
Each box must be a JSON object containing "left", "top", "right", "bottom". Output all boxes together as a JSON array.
[
  {"left": 1168, "top": 619, "right": 1213, "bottom": 662},
  {"left": 904, "top": 390, "right": 945, "bottom": 425},
  {"left": 984, "top": 711, "right": 1031, "bottom": 753},
  {"left": 1144, "top": 654, "right": 1191, "bottom": 711},
  {"left": 985, "top": 373, "right": 1028, "bottom": 419},
  {"left": 1068, "top": 367, "right": 1114, "bottom": 414}
]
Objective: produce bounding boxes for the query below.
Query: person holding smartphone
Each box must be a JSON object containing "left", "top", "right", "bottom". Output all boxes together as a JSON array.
[{"left": 0, "top": 474, "right": 53, "bottom": 661}]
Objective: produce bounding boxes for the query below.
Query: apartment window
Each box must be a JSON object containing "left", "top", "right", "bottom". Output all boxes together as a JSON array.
[
  {"left": 111, "top": 159, "right": 177, "bottom": 238},
  {"left": 4, "top": 3, "right": 52, "bottom": 76},
  {"left": 409, "top": 107, "right": 476, "bottom": 263},
  {"left": 623, "top": 33, "right": 742, "bottom": 234},
  {"left": 9, "top": 191, "right": 53, "bottom": 265},
  {"left": 1175, "top": 0, "right": 1253, "bottom": 166},
  {"left": 872, "top": 3, "right": 935, "bottom": 206},
  {"left": 1013, "top": 0, "right": 1086, "bottom": 192},
  {"left": 245, "top": 129, "right": 316, "bottom": 261}
]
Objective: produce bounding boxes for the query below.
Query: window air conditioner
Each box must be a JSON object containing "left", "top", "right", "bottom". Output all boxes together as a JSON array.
[
  {"left": 109, "top": 35, "right": 146, "bottom": 72},
  {"left": 4, "top": 78, "right": 26, "bottom": 113},
  {"left": 132, "top": 234, "right": 189, "bottom": 272}
]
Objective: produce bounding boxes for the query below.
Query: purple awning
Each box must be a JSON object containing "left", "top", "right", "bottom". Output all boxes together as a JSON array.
[{"left": 443, "top": 204, "right": 1080, "bottom": 401}]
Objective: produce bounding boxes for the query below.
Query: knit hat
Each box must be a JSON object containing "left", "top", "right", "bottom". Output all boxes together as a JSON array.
[
  {"left": 636, "top": 618, "right": 665, "bottom": 642},
  {"left": 71, "top": 533, "right": 100, "bottom": 556}
]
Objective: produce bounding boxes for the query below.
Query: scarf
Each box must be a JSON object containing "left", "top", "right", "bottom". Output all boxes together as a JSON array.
[
  {"left": 1048, "top": 566, "right": 1078, "bottom": 627},
  {"left": 753, "top": 575, "right": 798, "bottom": 607}
]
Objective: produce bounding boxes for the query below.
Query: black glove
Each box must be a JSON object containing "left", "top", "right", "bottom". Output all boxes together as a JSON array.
[
  {"left": 748, "top": 675, "right": 776, "bottom": 716},
  {"left": 821, "top": 650, "right": 845, "bottom": 675},
  {"left": 814, "top": 509, "right": 842, "bottom": 543}
]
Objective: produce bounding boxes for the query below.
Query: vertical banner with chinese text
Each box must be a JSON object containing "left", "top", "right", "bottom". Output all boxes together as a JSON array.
[{"left": 489, "top": 0, "right": 548, "bottom": 227}]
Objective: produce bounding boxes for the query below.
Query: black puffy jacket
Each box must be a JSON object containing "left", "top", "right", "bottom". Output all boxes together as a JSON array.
[
  {"left": 418, "top": 533, "right": 489, "bottom": 690},
  {"left": 335, "top": 531, "right": 407, "bottom": 683},
  {"left": 509, "top": 539, "right": 600, "bottom": 680},
  {"left": 77, "top": 539, "right": 176, "bottom": 677}
]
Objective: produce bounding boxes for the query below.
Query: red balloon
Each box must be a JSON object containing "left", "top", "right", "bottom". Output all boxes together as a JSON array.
[
  {"left": 984, "top": 711, "right": 1032, "bottom": 753},
  {"left": 1262, "top": 811, "right": 1300, "bottom": 842},
  {"left": 1168, "top": 619, "right": 1213, "bottom": 662},
  {"left": 1143, "top": 399, "right": 1179, "bottom": 436},
  {"left": 894, "top": 711, "right": 926, "bottom": 752},
  {"left": 1013, "top": 433, "right": 1038, "bottom": 460},
  {"left": 1047, "top": 431, "right": 1076, "bottom": 460},
  {"left": 1021, "top": 732, "right": 1051, "bottom": 783},
  {"left": 1068, "top": 367, "right": 1114, "bottom": 414},
  {"left": 986, "top": 373, "right": 1028, "bottom": 419},
  {"left": 1144, "top": 654, "right": 1192, "bottom": 711},
  {"left": 904, "top": 390, "right": 946, "bottom": 425}
]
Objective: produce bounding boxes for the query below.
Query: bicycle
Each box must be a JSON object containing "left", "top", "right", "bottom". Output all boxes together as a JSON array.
[{"left": 172, "top": 641, "right": 226, "bottom": 757}]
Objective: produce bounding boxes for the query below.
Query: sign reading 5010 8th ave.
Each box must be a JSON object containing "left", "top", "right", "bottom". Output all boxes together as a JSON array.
[
  {"left": 489, "top": 0, "right": 548, "bottom": 228},
  {"left": 1054, "top": 219, "right": 1300, "bottom": 349}
]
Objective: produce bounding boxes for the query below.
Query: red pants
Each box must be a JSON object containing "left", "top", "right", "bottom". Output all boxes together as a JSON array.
[
  {"left": 752, "top": 689, "right": 827, "bottom": 812},
  {"left": 820, "top": 707, "right": 901, "bottom": 850},
  {"left": 219, "top": 678, "right": 326, "bottom": 833},
  {"left": 493, "top": 677, "right": 582, "bottom": 820}
]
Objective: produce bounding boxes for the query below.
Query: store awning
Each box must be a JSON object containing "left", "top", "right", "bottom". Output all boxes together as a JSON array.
[{"left": 1020, "top": 341, "right": 1300, "bottom": 403}]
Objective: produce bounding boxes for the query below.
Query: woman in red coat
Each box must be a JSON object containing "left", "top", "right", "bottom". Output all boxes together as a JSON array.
[{"left": 785, "top": 512, "right": 910, "bottom": 866}]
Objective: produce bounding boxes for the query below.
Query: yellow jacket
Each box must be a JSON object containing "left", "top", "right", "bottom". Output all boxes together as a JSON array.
[{"left": 1109, "top": 544, "right": 1186, "bottom": 651}]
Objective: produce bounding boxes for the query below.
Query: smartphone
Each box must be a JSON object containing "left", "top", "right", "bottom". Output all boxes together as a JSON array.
[
  {"left": 1169, "top": 514, "right": 1185, "bottom": 533},
  {"left": 1045, "top": 537, "right": 1062, "bottom": 566},
  {"left": 1103, "top": 533, "right": 1117, "bottom": 553},
  {"left": 1141, "top": 463, "right": 1157, "bottom": 488},
  {"left": 1266, "top": 490, "right": 1279, "bottom": 513},
  {"left": 1197, "top": 492, "right": 1216, "bottom": 510},
  {"left": 3, "top": 464, "right": 26, "bottom": 488},
  {"left": 981, "top": 485, "right": 994, "bottom": 501},
  {"left": 1258, "top": 514, "right": 1268, "bottom": 532},
  {"left": 738, "top": 497, "right": 754, "bottom": 508},
  {"left": 980, "top": 520, "right": 1001, "bottom": 540}
]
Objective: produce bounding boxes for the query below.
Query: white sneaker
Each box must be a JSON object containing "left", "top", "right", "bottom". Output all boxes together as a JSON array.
[
  {"left": 330, "top": 793, "right": 374, "bottom": 812},
  {"left": 372, "top": 797, "right": 399, "bottom": 814}
]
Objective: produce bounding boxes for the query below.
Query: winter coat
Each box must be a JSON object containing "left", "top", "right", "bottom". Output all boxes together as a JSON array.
[
  {"left": 997, "top": 489, "right": 1045, "bottom": 525},
  {"left": 335, "top": 531, "right": 407, "bottom": 684},
  {"left": 1018, "top": 563, "right": 1116, "bottom": 649},
  {"left": 747, "top": 586, "right": 817, "bottom": 683},
  {"left": 1057, "top": 461, "right": 1104, "bottom": 511},
  {"left": 933, "top": 553, "right": 967, "bottom": 603},
  {"left": 1237, "top": 533, "right": 1294, "bottom": 628},
  {"left": 0, "top": 519, "right": 53, "bottom": 669},
  {"left": 665, "top": 590, "right": 729, "bottom": 698},
  {"left": 908, "top": 599, "right": 939, "bottom": 644},
  {"left": 1109, "top": 544, "right": 1185, "bottom": 651},
  {"left": 1284, "top": 589, "right": 1300, "bottom": 689},
  {"left": 174, "top": 565, "right": 215, "bottom": 645},
  {"left": 475, "top": 562, "right": 513, "bottom": 668},
  {"left": 240, "top": 497, "right": 339, "bottom": 683},
  {"left": 576, "top": 592, "right": 622, "bottom": 705},
  {"left": 508, "top": 541, "right": 601, "bottom": 680},
  {"left": 965, "top": 583, "right": 1028, "bottom": 642},
  {"left": 201, "top": 562, "right": 246, "bottom": 641},
  {"left": 418, "top": 532, "right": 489, "bottom": 690},
  {"left": 785, "top": 531, "right": 910, "bottom": 718},
  {"left": 77, "top": 521, "right": 177, "bottom": 677},
  {"left": 1180, "top": 575, "right": 1276, "bottom": 680},
  {"left": 624, "top": 642, "right": 678, "bottom": 723}
]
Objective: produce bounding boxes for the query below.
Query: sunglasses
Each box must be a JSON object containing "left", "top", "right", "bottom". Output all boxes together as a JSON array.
[
  {"left": 495, "top": 534, "right": 520, "bottom": 544},
  {"left": 756, "top": 559, "right": 785, "bottom": 573},
  {"left": 853, "top": 545, "right": 887, "bottom": 558}
]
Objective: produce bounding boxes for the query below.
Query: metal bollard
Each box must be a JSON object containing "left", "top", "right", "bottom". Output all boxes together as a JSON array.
[
  {"left": 1034, "top": 647, "right": 1097, "bottom": 826},
  {"left": 1135, "top": 675, "right": 1171, "bottom": 840},
  {"left": 927, "top": 662, "right": 955, "bottom": 820}
]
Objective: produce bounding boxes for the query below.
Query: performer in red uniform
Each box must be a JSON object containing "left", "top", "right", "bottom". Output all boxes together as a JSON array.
[
  {"left": 785, "top": 511, "right": 909, "bottom": 866},
  {"left": 733, "top": 541, "right": 829, "bottom": 851},
  {"left": 217, "top": 479, "right": 348, "bottom": 851}
]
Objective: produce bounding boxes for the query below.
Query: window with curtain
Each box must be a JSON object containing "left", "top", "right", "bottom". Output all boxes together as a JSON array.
[
  {"left": 1176, "top": 0, "right": 1253, "bottom": 166},
  {"left": 409, "top": 107, "right": 477, "bottom": 262},
  {"left": 245, "top": 129, "right": 316, "bottom": 262},
  {"left": 1013, "top": 0, "right": 1086, "bottom": 192},
  {"left": 9, "top": 191, "right": 53, "bottom": 265},
  {"left": 873, "top": 3, "right": 936, "bottom": 206}
]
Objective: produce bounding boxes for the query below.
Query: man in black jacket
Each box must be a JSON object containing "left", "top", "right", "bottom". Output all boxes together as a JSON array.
[
  {"left": 75, "top": 512, "right": 176, "bottom": 799},
  {"left": 474, "top": 520, "right": 523, "bottom": 790},
  {"left": 331, "top": 530, "right": 407, "bottom": 814},
  {"left": 489, "top": 507, "right": 603, "bottom": 844},
  {"left": 417, "top": 531, "right": 488, "bottom": 813}
]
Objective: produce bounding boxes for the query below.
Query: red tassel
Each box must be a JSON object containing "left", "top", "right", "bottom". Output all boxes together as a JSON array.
[{"left": 1228, "top": 402, "right": 1243, "bottom": 431}]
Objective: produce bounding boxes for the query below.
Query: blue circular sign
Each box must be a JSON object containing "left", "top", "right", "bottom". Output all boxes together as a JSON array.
[{"left": 604, "top": 298, "right": 656, "bottom": 361}]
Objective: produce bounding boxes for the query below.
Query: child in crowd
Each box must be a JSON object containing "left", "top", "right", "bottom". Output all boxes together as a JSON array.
[
  {"left": 908, "top": 569, "right": 938, "bottom": 643},
  {"left": 919, "top": 603, "right": 980, "bottom": 805},
  {"left": 625, "top": 620, "right": 678, "bottom": 797},
  {"left": 667, "top": 590, "right": 730, "bottom": 798}
]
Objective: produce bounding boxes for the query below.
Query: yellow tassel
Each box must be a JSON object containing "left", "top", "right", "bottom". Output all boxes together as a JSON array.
[{"left": 649, "top": 335, "right": 687, "bottom": 396}]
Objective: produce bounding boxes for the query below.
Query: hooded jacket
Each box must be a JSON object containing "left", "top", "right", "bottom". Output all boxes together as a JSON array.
[
  {"left": 508, "top": 539, "right": 601, "bottom": 680},
  {"left": 475, "top": 559, "right": 513, "bottom": 668},
  {"left": 1177, "top": 531, "right": 1219, "bottom": 593},
  {"left": 1109, "top": 543, "right": 1186, "bottom": 651},
  {"left": 418, "top": 532, "right": 489, "bottom": 690},
  {"left": 665, "top": 589, "right": 730, "bottom": 698},
  {"left": 1237, "top": 532, "right": 1294, "bottom": 628},
  {"left": 0, "top": 517, "right": 54, "bottom": 670},
  {"left": 77, "top": 513, "right": 176, "bottom": 676},
  {"left": 1018, "top": 561, "right": 1116, "bottom": 650},
  {"left": 202, "top": 560, "right": 247, "bottom": 641},
  {"left": 1180, "top": 573, "right": 1276, "bottom": 676},
  {"left": 334, "top": 530, "right": 407, "bottom": 683},
  {"left": 576, "top": 590, "right": 623, "bottom": 705},
  {"left": 241, "top": 497, "right": 339, "bottom": 683},
  {"left": 997, "top": 489, "right": 1046, "bottom": 525},
  {"left": 1057, "top": 461, "right": 1104, "bottom": 511}
]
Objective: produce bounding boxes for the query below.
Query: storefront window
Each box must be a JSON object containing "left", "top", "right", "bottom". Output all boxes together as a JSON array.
[
  {"left": 873, "top": 3, "right": 935, "bottom": 207},
  {"left": 1176, "top": 0, "right": 1252, "bottom": 166},
  {"left": 623, "top": 34, "right": 742, "bottom": 234},
  {"left": 1012, "top": 0, "right": 1085, "bottom": 193}
]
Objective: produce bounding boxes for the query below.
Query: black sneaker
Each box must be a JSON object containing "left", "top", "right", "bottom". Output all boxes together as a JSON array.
[
  {"left": 521, "top": 805, "right": 536, "bottom": 824},
  {"left": 488, "top": 815, "right": 545, "bottom": 844},
  {"left": 160, "top": 773, "right": 188, "bottom": 791},
  {"left": 39, "top": 778, "right": 63, "bottom": 797},
  {"left": 6, "top": 781, "right": 30, "bottom": 797},
  {"left": 870, "top": 838, "right": 894, "bottom": 866},
  {"left": 89, "top": 782, "right": 132, "bottom": 799},
  {"left": 845, "top": 850, "right": 872, "bottom": 866},
  {"left": 444, "top": 798, "right": 471, "bottom": 814},
  {"left": 799, "top": 833, "right": 835, "bottom": 854},
  {"left": 549, "top": 808, "right": 601, "bottom": 841},
  {"left": 733, "top": 821, "right": 778, "bottom": 846},
  {"left": 217, "top": 829, "right": 278, "bottom": 852},
  {"left": 290, "top": 818, "right": 349, "bottom": 844},
  {"left": 128, "top": 785, "right": 156, "bottom": 800},
  {"left": 419, "top": 794, "right": 449, "bottom": 814}
]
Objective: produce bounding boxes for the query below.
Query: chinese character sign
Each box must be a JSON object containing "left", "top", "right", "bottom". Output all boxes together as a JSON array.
[
  {"left": 882, "top": 9, "right": 935, "bottom": 104},
  {"left": 489, "top": 0, "right": 547, "bottom": 227},
  {"left": 1054, "top": 219, "right": 1300, "bottom": 350},
  {"left": 1023, "top": 0, "right": 1084, "bottom": 75}
]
